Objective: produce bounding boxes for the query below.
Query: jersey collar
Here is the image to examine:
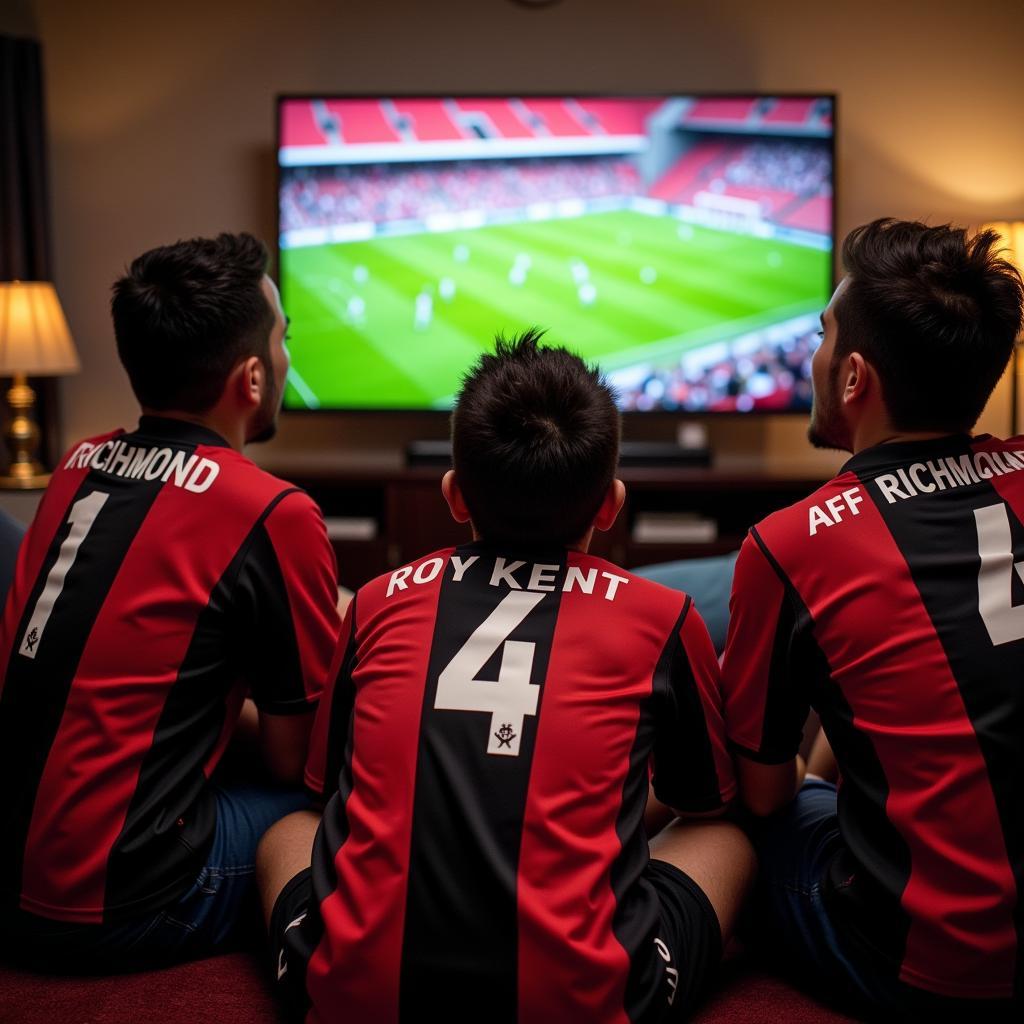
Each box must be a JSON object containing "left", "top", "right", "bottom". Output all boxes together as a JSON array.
[
  {"left": 840, "top": 433, "right": 980, "bottom": 477},
  {"left": 134, "top": 415, "right": 232, "bottom": 449}
]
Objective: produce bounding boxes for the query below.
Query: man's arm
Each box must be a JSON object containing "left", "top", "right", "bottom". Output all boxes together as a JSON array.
[
  {"left": 260, "top": 709, "right": 317, "bottom": 784},
  {"left": 649, "top": 599, "right": 737, "bottom": 820},
  {"left": 235, "top": 492, "right": 342, "bottom": 778},
  {"left": 735, "top": 753, "right": 807, "bottom": 817},
  {"left": 720, "top": 531, "right": 810, "bottom": 816}
]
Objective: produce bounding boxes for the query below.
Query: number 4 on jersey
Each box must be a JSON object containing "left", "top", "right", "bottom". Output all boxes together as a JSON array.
[
  {"left": 974, "top": 502, "right": 1024, "bottom": 646},
  {"left": 434, "top": 590, "right": 546, "bottom": 757}
]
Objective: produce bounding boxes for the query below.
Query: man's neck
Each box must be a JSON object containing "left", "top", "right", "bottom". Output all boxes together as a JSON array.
[
  {"left": 140, "top": 408, "right": 245, "bottom": 452},
  {"left": 850, "top": 423, "right": 956, "bottom": 455}
]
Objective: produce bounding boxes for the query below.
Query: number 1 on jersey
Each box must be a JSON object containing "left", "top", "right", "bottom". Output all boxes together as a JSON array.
[
  {"left": 19, "top": 490, "right": 109, "bottom": 659},
  {"left": 435, "top": 590, "right": 546, "bottom": 757}
]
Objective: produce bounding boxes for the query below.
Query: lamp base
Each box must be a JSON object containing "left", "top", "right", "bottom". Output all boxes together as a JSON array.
[
  {"left": 0, "top": 463, "right": 50, "bottom": 489},
  {"left": 1, "top": 374, "right": 50, "bottom": 490}
]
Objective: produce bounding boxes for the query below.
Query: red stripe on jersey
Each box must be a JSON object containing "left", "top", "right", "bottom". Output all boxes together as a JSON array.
[
  {"left": 19, "top": 447, "right": 287, "bottom": 921},
  {"left": 305, "top": 556, "right": 449, "bottom": 1024},
  {"left": 0, "top": 433, "right": 120, "bottom": 702},
  {"left": 261, "top": 494, "right": 339, "bottom": 706},
  {"left": 758, "top": 487, "right": 1017, "bottom": 997},
  {"left": 516, "top": 556, "right": 685, "bottom": 1022}
]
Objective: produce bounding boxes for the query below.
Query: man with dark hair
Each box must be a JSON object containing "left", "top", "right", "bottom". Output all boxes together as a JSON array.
[
  {"left": 721, "top": 219, "right": 1024, "bottom": 1018},
  {"left": 256, "top": 330, "right": 755, "bottom": 1022},
  {"left": 0, "top": 233, "right": 340, "bottom": 970}
]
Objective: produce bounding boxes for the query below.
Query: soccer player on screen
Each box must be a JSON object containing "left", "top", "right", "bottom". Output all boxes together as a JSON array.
[
  {"left": 257, "top": 330, "right": 755, "bottom": 1022},
  {"left": 720, "top": 219, "right": 1024, "bottom": 1018},
  {"left": 0, "top": 234, "right": 341, "bottom": 970}
]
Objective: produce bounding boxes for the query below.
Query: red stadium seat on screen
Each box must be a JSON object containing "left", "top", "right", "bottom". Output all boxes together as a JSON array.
[{"left": 324, "top": 100, "right": 401, "bottom": 143}]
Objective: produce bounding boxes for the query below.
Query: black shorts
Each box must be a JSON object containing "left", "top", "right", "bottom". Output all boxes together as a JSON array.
[{"left": 269, "top": 859, "right": 721, "bottom": 1022}]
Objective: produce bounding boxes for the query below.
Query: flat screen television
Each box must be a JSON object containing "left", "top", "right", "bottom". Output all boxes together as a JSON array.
[{"left": 277, "top": 94, "right": 834, "bottom": 414}]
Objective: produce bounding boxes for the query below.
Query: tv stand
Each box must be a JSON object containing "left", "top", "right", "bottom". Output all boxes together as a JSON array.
[
  {"left": 406, "top": 439, "right": 711, "bottom": 468},
  {"left": 267, "top": 459, "right": 823, "bottom": 590}
]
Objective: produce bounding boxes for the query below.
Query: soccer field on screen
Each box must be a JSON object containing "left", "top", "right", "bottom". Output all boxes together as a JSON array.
[{"left": 280, "top": 211, "right": 830, "bottom": 410}]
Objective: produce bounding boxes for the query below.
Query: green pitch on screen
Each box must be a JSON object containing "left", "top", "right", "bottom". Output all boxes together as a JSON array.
[{"left": 280, "top": 211, "right": 830, "bottom": 410}]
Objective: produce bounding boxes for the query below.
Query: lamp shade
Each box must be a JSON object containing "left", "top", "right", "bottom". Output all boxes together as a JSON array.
[{"left": 0, "top": 281, "right": 80, "bottom": 376}]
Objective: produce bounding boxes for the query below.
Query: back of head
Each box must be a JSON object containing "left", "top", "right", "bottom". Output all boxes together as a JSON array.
[
  {"left": 452, "top": 329, "right": 620, "bottom": 547},
  {"left": 111, "top": 233, "right": 274, "bottom": 413},
  {"left": 836, "top": 218, "right": 1023, "bottom": 432}
]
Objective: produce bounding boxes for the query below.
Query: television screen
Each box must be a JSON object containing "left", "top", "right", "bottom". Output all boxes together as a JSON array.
[{"left": 277, "top": 95, "right": 834, "bottom": 413}]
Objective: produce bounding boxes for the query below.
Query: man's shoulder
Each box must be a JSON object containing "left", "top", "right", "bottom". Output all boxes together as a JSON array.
[{"left": 752, "top": 467, "right": 864, "bottom": 556}]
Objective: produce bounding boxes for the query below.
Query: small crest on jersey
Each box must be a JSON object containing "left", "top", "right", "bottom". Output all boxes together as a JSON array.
[
  {"left": 495, "top": 723, "right": 516, "bottom": 749},
  {"left": 23, "top": 627, "right": 39, "bottom": 653}
]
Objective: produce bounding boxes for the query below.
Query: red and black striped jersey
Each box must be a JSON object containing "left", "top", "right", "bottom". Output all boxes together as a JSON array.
[
  {"left": 721, "top": 433, "right": 1024, "bottom": 1001},
  {"left": 300, "top": 541, "right": 734, "bottom": 1024},
  {"left": 0, "top": 417, "right": 340, "bottom": 925}
]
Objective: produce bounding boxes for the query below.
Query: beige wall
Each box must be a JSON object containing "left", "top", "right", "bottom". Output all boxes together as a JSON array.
[{"left": 13, "top": 0, "right": 1024, "bottom": 475}]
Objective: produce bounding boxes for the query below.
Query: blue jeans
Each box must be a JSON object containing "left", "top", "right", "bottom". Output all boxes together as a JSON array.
[
  {"left": 751, "top": 779, "right": 1018, "bottom": 1021},
  {"left": 3, "top": 783, "right": 309, "bottom": 972}
]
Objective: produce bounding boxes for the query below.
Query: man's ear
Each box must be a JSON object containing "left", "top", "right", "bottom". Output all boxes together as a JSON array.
[
  {"left": 841, "top": 352, "right": 871, "bottom": 407},
  {"left": 231, "top": 355, "right": 264, "bottom": 410},
  {"left": 441, "top": 470, "right": 472, "bottom": 524},
  {"left": 593, "top": 478, "right": 626, "bottom": 532}
]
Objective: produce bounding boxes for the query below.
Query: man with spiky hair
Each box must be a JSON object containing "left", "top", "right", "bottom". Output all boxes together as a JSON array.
[
  {"left": 258, "top": 330, "right": 756, "bottom": 1023},
  {"left": 721, "top": 219, "right": 1024, "bottom": 1018},
  {"left": 0, "top": 233, "right": 340, "bottom": 970}
]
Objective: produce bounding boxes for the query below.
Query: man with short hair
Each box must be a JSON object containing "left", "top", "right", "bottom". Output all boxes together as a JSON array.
[
  {"left": 0, "top": 233, "right": 340, "bottom": 969},
  {"left": 257, "top": 330, "right": 755, "bottom": 1022},
  {"left": 721, "top": 219, "right": 1024, "bottom": 1018}
]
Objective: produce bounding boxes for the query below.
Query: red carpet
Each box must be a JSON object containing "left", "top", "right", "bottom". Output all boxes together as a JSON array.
[{"left": 0, "top": 953, "right": 859, "bottom": 1023}]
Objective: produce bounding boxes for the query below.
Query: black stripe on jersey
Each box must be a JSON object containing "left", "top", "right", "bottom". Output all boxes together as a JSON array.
[
  {"left": 651, "top": 598, "right": 724, "bottom": 812},
  {"left": 322, "top": 597, "right": 359, "bottom": 805},
  {"left": 104, "top": 488, "right": 301, "bottom": 918},
  {"left": 859, "top": 463, "right": 1024, "bottom": 998},
  {"left": 399, "top": 547, "right": 567, "bottom": 1022},
  {"left": 612, "top": 602, "right": 687, "bottom": 1024},
  {"left": 300, "top": 611, "right": 359, "bottom": 1000},
  {"left": 0, "top": 473, "right": 164, "bottom": 915}
]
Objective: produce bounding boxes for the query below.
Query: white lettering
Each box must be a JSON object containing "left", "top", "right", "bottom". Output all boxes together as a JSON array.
[
  {"left": 127, "top": 447, "right": 158, "bottom": 478},
  {"left": 490, "top": 557, "right": 525, "bottom": 590},
  {"left": 161, "top": 451, "right": 198, "bottom": 486},
  {"left": 974, "top": 451, "right": 998, "bottom": 478},
  {"left": 809, "top": 504, "right": 835, "bottom": 535},
  {"left": 875, "top": 474, "right": 909, "bottom": 504},
  {"left": 450, "top": 555, "right": 478, "bottom": 582},
  {"left": 64, "top": 441, "right": 93, "bottom": 469},
  {"left": 527, "top": 563, "right": 559, "bottom": 592},
  {"left": 601, "top": 571, "right": 629, "bottom": 601},
  {"left": 143, "top": 448, "right": 173, "bottom": 479},
  {"left": 896, "top": 467, "right": 918, "bottom": 496},
  {"left": 824, "top": 494, "right": 846, "bottom": 522},
  {"left": 412, "top": 557, "right": 444, "bottom": 585},
  {"left": 843, "top": 486, "right": 863, "bottom": 515},
  {"left": 563, "top": 566, "right": 597, "bottom": 594},
  {"left": 953, "top": 454, "right": 980, "bottom": 484},
  {"left": 927, "top": 458, "right": 954, "bottom": 490},
  {"left": 908, "top": 463, "right": 935, "bottom": 493},
  {"left": 183, "top": 457, "right": 220, "bottom": 493},
  {"left": 386, "top": 566, "right": 413, "bottom": 597},
  {"left": 89, "top": 440, "right": 116, "bottom": 471},
  {"left": 1002, "top": 451, "right": 1024, "bottom": 471},
  {"left": 107, "top": 442, "right": 133, "bottom": 476}
]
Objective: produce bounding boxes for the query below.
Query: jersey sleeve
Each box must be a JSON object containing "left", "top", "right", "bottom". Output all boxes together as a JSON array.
[
  {"left": 650, "top": 598, "right": 736, "bottom": 812},
  {"left": 719, "top": 529, "right": 808, "bottom": 764},
  {"left": 305, "top": 595, "right": 358, "bottom": 802},
  {"left": 233, "top": 489, "right": 340, "bottom": 715}
]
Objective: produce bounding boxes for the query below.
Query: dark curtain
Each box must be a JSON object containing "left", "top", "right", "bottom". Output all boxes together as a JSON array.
[{"left": 0, "top": 34, "right": 59, "bottom": 468}]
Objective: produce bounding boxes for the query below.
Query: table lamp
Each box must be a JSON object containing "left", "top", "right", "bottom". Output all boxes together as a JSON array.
[{"left": 0, "top": 281, "right": 81, "bottom": 488}]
